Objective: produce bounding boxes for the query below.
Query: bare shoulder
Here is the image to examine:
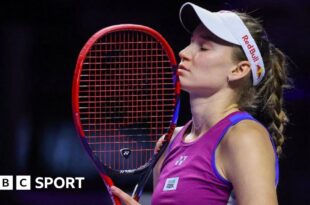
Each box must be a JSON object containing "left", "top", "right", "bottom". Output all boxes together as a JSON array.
[
  {"left": 218, "top": 120, "right": 278, "bottom": 204},
  {"left": 222, "top": 120, "right": 274, "bottom": 155},
  {"left": 220, "top": 120, "right": 275, "bottom": 168}
]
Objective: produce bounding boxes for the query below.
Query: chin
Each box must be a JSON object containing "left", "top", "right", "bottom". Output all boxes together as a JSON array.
[
  {"left": 179, "top": 82, "right": 199, "bottom": 94},
  {"left": 180, "top": 81, "right": 217, "bottom": 96},
  {"left": 179, "top": 77, "right": 199, "bottom": 90}
]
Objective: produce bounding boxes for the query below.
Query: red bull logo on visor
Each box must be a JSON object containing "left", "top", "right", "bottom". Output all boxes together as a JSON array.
[
  {"left": 241, "top": 34, "right": 265, "bottom": 84},
  {"left": 256, "top": 65, "right": 263, "bottom": 79},
  {"left": 242, "top": 35, "right": 259, "bottom": 62}
]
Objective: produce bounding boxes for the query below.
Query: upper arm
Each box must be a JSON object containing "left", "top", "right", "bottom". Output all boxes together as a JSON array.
[
  {"left": 218, "top": 121, "right": 278, "bottom": 205},
  {"left": 153, "top": 126, "right": 182, "bottom": 189}
]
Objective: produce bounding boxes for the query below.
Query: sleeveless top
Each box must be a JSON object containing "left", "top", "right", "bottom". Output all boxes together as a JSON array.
[{"left": 151, "top": 111, "right": 279, "bottom": 205}]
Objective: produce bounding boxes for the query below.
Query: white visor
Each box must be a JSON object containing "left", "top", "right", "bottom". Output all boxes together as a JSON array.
[{"left": 179, "top": 2, "right": 265, "bottom": 86}]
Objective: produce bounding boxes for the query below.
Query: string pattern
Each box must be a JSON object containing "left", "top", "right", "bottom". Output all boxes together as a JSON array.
[{"left": 78, "top": 30, "right": 175, "bottom": 171}]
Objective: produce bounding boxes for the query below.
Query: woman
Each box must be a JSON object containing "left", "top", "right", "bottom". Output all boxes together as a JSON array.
[{"left": 111, "top": 2, "right": 289, "bottom": 205}]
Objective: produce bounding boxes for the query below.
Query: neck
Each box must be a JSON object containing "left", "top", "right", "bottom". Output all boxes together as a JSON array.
[{"left": 189, "top": 91, "right": 239, "bottom": 138}]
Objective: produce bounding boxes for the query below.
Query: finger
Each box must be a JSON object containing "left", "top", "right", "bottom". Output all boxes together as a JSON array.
[
  {"left": 154, "top": 138, "right": 166, "bottom": 154},
  {"left": 111, "top": 186, "right": 140, "bottom": 205}
]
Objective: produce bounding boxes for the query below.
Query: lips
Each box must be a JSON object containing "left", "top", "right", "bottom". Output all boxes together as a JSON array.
[{"left": 178, "top": 64, "right": 189, "bottom": 71}]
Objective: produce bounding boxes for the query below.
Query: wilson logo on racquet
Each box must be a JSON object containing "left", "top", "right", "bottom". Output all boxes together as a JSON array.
[{"left": 120, "top": 148, "right": 132, "bottom": 159}]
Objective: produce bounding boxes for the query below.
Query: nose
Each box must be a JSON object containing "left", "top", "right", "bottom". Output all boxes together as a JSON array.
[{"left": 179, "top": 45, "right": 191, "bottom": 62}]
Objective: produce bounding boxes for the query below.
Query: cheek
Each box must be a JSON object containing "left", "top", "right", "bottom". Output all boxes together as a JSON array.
[
  {"left": 187, "top": 54, "right": 233, "bottom": 87},
  {"left": 192, "top": 69, "right": 227, "bottom": 87},
  {"left": 179, "top": 67, "right": 226, "bottom": 92},
  {"left": 194, "top": 54, "right": 229, "bottom": 79},
  {"left": 179, "top": 49, "right": 236, "bottom": 93}
]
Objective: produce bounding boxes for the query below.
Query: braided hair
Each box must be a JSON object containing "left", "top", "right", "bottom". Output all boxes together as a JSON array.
[{"left": 232, "top": 12, "right": 290, "bottom": 156}]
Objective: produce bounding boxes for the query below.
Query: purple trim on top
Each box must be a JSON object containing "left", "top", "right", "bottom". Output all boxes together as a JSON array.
[
  {"left": 211, "top": 112, "right": 280, "bottom": 186},
  {"left": 211, "top": 112, "right": 255, "bottom": 185},
  {"left": 275, "top": 155, "right": 279, "bottom": 185},
  {"left": 249, "top": 119, "right": 280, "bottom": 186},
  {"left": 211, "top": 123, "right": 234, "bottom": 186}
]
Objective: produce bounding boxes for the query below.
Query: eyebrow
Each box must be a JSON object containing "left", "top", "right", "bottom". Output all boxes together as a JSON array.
[
  {"left": 200, "top": 33, "right": 218, "bottom": 41},
  {"left": 191, "top": 29, "right": 216, "bottom": 39},
  {"left": 190, "top": 34, "right": 215, "bottom": 48},
  {"left": 193, "top": 32, "right": 233, "bottom": 47}
]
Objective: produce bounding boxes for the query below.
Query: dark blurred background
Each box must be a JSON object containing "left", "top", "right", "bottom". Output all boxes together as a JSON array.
[{"left": 0, "top": 0, "right": 309, "bottom": 204}]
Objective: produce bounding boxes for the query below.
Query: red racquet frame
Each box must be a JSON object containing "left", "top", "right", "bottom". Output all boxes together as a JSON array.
[{"left": 72, "top": 24, "right": 180, "bottom": 204}]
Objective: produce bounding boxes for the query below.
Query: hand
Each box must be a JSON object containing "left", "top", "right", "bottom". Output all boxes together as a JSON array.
[
  {"left": 111, "top": 186, "right": 141, "bottom": 205},
  {"left": 154, "top": 136, "right": 166, "bottom": 154}
]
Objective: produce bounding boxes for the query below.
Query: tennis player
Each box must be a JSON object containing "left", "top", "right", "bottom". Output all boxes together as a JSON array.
[{"left": 112, "top": 2, "right": 289, "bottom": 204}]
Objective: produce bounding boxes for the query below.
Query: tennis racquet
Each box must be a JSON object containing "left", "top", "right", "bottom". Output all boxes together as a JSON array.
[{"left": 72, "top": 24, "right": 180, "bottom": 204}]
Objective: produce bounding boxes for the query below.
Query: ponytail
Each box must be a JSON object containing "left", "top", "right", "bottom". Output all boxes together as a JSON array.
[
  {"left": 256, "top": 46, "right": 290, "bottom": 155},
  {"left": 233, "top": 12, "right": 291, "bottom": 156}
]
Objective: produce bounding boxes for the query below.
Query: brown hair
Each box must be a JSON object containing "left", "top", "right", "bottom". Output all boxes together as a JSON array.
[{"left": 232, "top": 12, "right": 290, "bottom": 156}]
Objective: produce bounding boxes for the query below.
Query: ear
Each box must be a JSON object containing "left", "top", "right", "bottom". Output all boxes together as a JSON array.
[{"left": 228, "top": 61, "right": 251, "bottom": 82}]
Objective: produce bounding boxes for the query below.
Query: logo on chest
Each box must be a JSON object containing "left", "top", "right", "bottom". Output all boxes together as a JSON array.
[
  {"left": 163, "top": 177, "right": 179, "bottom": 191},
  {"left": 175, "top": 155, "right": 188, "bottom": 166}
]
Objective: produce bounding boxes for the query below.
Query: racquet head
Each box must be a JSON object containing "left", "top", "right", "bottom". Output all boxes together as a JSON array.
[{"left": 72, "top": 24, "right": 180, "bottom": 204}]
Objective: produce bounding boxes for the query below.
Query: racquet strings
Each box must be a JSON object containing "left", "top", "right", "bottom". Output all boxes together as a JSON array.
[{"left": 78, "top": 30, "right": 176, "bottom": 171}]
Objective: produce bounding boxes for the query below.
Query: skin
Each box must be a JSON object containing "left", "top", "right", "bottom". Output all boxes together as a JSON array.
[{"left": 112, "top": 24, "right": 278, "bottom": 205}]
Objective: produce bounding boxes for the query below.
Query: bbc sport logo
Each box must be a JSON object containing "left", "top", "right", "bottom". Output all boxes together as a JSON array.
[
  {"left": 0, "top": 176, "right": 13, "bottom": 190},
  {"left": 0, "top": 175, "right": 85, "bottom": 190}
]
